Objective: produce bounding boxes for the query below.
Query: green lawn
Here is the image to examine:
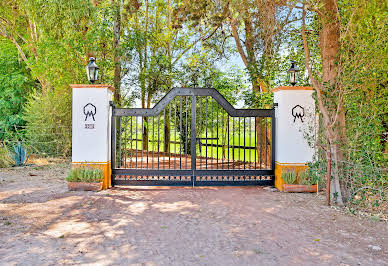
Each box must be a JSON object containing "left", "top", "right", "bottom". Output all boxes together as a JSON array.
[{"left": 119, "top": 131, "right": 271, "bottom": 163}]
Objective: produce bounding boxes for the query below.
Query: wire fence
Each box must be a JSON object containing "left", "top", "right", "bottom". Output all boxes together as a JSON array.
[
  {"left": 0, "top": 125, "right": 71, "bottom": 159},
  {"left": 308, "top": 144, "right": 387, "bottom": 213}
]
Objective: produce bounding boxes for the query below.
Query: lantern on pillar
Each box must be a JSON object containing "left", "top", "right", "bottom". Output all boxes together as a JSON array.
[
  {"left": 288, "top": 60, "right": 300, "bottom": 86},
  {"left": 86, "top": 57, "right": 99, "bottom": 84}
]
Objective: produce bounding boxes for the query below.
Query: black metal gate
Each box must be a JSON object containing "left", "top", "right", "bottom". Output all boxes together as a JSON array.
[{"left": 111, "top": 88, "right": 275, "bottom": 186}]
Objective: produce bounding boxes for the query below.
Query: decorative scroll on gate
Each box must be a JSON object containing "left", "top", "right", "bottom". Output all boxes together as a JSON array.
[{"left": 111, "top": 88, "right": 275, "bottom": 186}]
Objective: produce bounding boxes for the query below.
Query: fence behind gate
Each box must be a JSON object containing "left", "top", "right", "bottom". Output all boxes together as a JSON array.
[{"left": 111, "top": 88, "right": 275, "bottom": 186}]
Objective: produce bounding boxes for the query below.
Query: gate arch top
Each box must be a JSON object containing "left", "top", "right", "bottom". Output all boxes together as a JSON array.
[{"left": 113, "top": 87, "right": 274, "bottom": 117}]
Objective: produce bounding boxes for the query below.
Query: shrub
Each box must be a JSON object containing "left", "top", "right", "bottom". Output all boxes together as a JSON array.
[
  {"left": 23, "top": 86, "right": 72, "bottom": 157},
  {"left": 66, "top": 167, "right": 104, "bottom": 183},
  {"left": 0, "top": 40, "right": 35, "bottom": 140},
  {"left": 282, "top": 169, "right": 297, "bottom": 184},
  {"left": 0, "top": 143, "right": 12, "bottom": 168}
]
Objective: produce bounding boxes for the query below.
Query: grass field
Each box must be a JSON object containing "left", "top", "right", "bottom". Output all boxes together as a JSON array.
[{"left": 118, "top": 131, "right": 272, "bottom": 163}]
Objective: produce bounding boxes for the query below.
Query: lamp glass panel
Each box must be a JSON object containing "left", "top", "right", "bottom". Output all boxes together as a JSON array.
[
  {"left": 94, "top": 68, "right": 99, "bottom": 81},
  {"left": 86, "top": 66, "right": 90, "bottom": 81},
  {"left": 289, "top": 72, "right": 295, "bottom": 84},
  {"left": 89, "top": 68, "right": 96, "bottom": 81}
]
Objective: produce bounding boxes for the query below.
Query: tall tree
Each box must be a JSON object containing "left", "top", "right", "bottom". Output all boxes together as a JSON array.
[
  {"left": 301, "top": 0, "right": 346, "bottom": 204},
  {"left": 0, "top": 0, "right": 113, "bottom": 156},
  {"left": 122, "top": 0, "right": 220, "bottom": 151},
  {"left": 175, "top": 0, "right": 298, "bottom": 165},
  {"left": 0, "top": 0, "right": 95, "bottom": 90},
  {"left": 112, "top": 0, "right": 122, "bottom": 103}
]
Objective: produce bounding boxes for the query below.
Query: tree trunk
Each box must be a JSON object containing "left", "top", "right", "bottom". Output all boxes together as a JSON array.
[
  {"left": 319, "top": 0, "right": 347, "bottom": 205},
  {"left": 302, "top": 0, "right": 347, "bottom": 205},
  {"left": 142, "top": 93, "right": 152, "bottom": 151},
  {"left": 163, "top": 0, "right": 172, "bottom": 153},
  {"left": 112, "top": 0, "right": 122, "bottom": 166},
  {"left": 112, "top": 0, "right": 121, "bottom": 104}
]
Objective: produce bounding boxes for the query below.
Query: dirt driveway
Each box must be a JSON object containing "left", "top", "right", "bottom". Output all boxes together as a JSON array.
[{"left": 0, "top": 164, "right": 387, "bottom": 265}]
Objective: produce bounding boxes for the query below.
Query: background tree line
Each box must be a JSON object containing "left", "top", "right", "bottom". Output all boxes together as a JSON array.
[{"left": 0, "top": 0, "right": 386, "bottom": 212}]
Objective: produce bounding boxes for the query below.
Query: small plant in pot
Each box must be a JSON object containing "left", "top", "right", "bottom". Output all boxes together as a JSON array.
[
  {"left": 66, "top": 167, "right": 104, "bottom": 191},
  {"left": 282, "top": 169, "right": 318, "bottom": 193}
]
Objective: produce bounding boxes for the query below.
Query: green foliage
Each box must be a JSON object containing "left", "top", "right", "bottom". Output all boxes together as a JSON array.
[
  {"left": 0, "top": 143, "right": 12, "bottom": 168},
  {"left": 66, "top": 167, "right": 104, "bottom": 183},
  {"left": 337, "top": 0, "right": 387, "bottom": 211},
  {"left": 242, "top": 90, "right": 273, "bottom": 109},
  {"left": 277, "top": 12, "right": 321, "bottom": 87},
  {"left": 306, "top": 160, "right": 325, "bottom": 186},
  {"left": 282, "top": 169, "right": 297, "bottom": 185},
  {"left": 0, "top": 0, "right": 110, "bottom": 158},
  {"left": 0, "top": 40, "right": 35, "bottom": 138},
  {"left": 10, "top": 142, "right": 28, "bottom": 166},
  {"left": 298, "top": 170, "right": 313, "bottom": 186},
  {"left": 0, "top": 0, "right": 100, "bottom": 88},
  {"left": 23, "top": 87, "right": 72, "bottom": 157}
]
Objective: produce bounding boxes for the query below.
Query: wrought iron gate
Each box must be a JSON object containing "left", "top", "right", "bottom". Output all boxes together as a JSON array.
[{"left": 111, "top": 88, "right": 275, "bottom": 186}]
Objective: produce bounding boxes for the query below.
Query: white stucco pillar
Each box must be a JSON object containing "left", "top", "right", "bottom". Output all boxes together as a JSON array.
[
  {"left": 70, "top": 84, "right": 114, "bottom": 189},
  {"left": 273, "top": 86, "right": 316, "bottom": 190}
]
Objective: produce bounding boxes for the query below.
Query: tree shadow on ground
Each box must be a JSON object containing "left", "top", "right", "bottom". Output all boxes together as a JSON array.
[{"left": 0, "top": 186, "right": 206, "bottom": 265}]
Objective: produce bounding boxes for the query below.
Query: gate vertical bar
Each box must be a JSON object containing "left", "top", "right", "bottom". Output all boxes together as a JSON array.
[
  {"left": 111, "top": 104, "right": 116, "bottom": 186},
  {"left": 191, "top": 95, "right": 196, "bottom": 186},
  {"left": 185, "top": 96, "right": 188, "bottom": 169},
  {"left": 254, "top": 118, "right": 257, "bottom": 169},
  {"left": 216, "top": 103, "right": 219, "bottom": 169},
  {"left": 259, "top": 118, "right": 262, "bottom": 169},
  {"left": 180, "top": 96, "right": 182, "bottom": 170},
  {"left": 227, "top": 113, "right": 230, "bottom": 170},
  {"left": 130, "top": 117, "right": 133, "bottom": 168},
  {"left": 124, "top": 118, "right": 127, "bottom": 168},
  {"left": 265, "top": 117, "right": 268, "bottom": 168},
  {"left": 152, "top": 116, "right": 155, "bottom": 169},
  {"left": 205, "top": 97, "right": 208, "bottom": 169},
  {"left": 243, "top": 117, "right": 246, "bottom": 170},
  {"left": 118, "top": 117, "right": 121, "bottom": 168},
  {"left": 174, "top": 98, "right": 177, "bottom": 169},
  {"left": 169, "top": 104, "right": 171, "bottom": 169},
  {"left": 271, "top": 110, "right": 276, "bottom": 181},
  {"left": 157, "top": 114, "right": 160, "bottom": 169},
  {"left": 135, "top": 117, "right": 138, "bottom": 168}
]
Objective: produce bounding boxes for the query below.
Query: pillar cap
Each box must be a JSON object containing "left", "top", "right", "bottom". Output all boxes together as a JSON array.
[
  {"left": 70, "top": 84, "right": 114, "bottom": 92},
  {"left": 272, "top": 86, "right": 313, "bottom": 92}
]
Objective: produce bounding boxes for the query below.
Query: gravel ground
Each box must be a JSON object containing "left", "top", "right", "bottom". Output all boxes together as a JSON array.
[{"left": 0, "top": 164, "right": 387, "bottom": 265}]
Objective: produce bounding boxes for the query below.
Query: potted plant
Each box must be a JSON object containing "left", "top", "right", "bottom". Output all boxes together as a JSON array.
[
  {"left": 282, "top": 169, "right": 318, "bottom": 193},
  {"left": 66, "top": 167, "right": 104, "bottom": 191}
]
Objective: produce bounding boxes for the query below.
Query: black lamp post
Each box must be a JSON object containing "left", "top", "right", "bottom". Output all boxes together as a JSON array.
[
  {"left": 288, "top": 60, "right": 300, "bottom": 86},
  {"left": 86, "top": 57, "right": 99, "bottom": 84}
]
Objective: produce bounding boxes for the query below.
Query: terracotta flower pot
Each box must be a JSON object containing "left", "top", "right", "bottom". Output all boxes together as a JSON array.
[
  {"left": 282, "top": 184, "right": 318, "bottom": 193},
  {"left": 67, "top": 182, "right": 102, "bottom": 191}
]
